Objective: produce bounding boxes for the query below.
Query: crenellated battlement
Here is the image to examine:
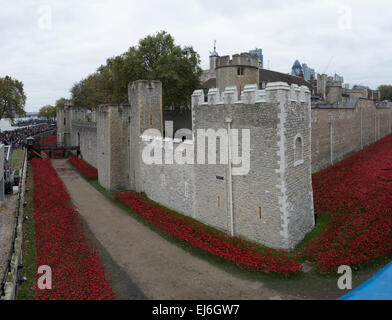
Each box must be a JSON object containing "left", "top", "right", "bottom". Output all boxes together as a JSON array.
[
  {"left": 215, "top": 53, "right": 259, "bottom": 69},
  {"left": 192, "top": 82, "right": 311, "bottom": 108}
]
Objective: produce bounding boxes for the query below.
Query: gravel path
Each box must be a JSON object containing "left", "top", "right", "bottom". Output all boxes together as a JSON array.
[
  {"left": 52, "top": 159, "right": 298, "bottom": 300},
  {"left": 0, "top": 195, "right": 17, "bottom": 277}
]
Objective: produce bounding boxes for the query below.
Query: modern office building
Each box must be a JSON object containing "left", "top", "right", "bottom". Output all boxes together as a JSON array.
[
  {"left": 291, "top": 60, "right": 316, "bottom": 81},
  {"left": 302, "top": 63, "right": 316, "bottom": 81},
  {"left": 249, "top": 48, "right": 264, "bottom": 69},
  {"left": 334, "top": 73, "right": 344, "bottom": 83}
]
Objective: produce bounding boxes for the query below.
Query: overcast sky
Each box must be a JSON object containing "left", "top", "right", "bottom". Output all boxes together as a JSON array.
[{"left": 1, "top": 0, "right": 391, "bottom": 112}]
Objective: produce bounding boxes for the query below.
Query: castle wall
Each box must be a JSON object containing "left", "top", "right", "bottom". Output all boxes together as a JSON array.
[
  {"left": 280, "top": 85, "right": 314, "bottom": 248},
  {"left": 192, "top": 103, "right": 231, "bottom": 232},
  {"left": 326, "top": 85, "right": 342, "bottom": 104},
  {"left": 71, "top": 121, "right": 98, "bottom": 167},
  {"left": 138, "top": 137, "right": 196, "bottom": 217},
  {"left": 344, "top": 88, "right": 368, "bottom": 99},
  {"left": 311, "top": 99, "right": 392, "bottom": 173}
]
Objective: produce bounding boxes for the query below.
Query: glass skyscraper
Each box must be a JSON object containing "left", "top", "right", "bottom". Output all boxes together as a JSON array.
[
  {"left": 291, "top": 60, "right": 316, "bottom": 81},
  {"left": 249, "top": 48, "right": 263, "bottom": 69}
]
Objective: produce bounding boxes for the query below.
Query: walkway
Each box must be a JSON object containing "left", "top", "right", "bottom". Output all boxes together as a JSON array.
[
  {"left": 52, "top": 159, "right": 298, "bottom": 300},
  {"left": 0, "top": 195, "right": 17, "bottom": 277}
]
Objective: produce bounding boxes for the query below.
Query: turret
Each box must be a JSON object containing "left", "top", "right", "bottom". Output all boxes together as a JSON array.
[{"left": 215, "top": 53, "right": 260, "bottom": 99}]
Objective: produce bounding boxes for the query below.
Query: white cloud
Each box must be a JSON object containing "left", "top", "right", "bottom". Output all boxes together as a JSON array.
[{"left": 0, "top": 0, "right": 391, "bottom": 112}]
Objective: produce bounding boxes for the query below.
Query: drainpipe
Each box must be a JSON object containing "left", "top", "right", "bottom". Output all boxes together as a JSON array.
[{"left": 225, "top": 117, "right": 234, "bottom": 237}]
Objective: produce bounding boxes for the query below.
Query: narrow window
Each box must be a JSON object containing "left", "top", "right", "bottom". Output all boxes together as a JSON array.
[
  {"left": 64, "top": 117, "right": 66, "bottom": 126},
  {"left": 217, "top": 195, "right": 221, "bottom": 209},
  {"left": 294, "top": 134, "right": 304, "bottom": 166},
  {"left": 258, "top": 206, "right": 263, "bottom": 220},
  {"left": 237, "top": 67, "right": 244, "bottom": 76},
  {"left": 150, "top": 114, "right": 153, "bottom": 126}
]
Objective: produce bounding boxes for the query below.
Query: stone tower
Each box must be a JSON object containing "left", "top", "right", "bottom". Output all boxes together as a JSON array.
[
  {"left": 191, "top": 82, "right": 315, "bottom": 250},
  {"left": 96, "top": 104, "right": 131, "bottom": 192},
  {"left": 56, "top": 100, "right": 73, "bottom": 147},
  {"left": 128, "top": 80, "right": 163, "bottom": 192},
  {"left": 215, "top": 53, "right": 260, "bottom": 99}
]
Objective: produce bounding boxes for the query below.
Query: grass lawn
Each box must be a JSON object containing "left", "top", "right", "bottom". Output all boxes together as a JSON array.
[
  {"left": 17, "top": 164, "right": 37, "bottom": 300},
  {"left": 11, "top": 150, "right": 25, "bottom": 171}
]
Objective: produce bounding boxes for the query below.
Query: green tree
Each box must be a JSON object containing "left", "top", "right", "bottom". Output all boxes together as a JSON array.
[
  {"left": 70, "top": 31, "right": 202, "bottom": 111},
  {"left": 55, "top": 97, "right": 68, "bottom": 109},
  {"left": 38, "top": 105, "right": 57, "bottom": 120},
  {"left": 378, "top": 85, "right": 392, "bottom": 101},
  {"left": 71, "top": 68, "right": 113, "bottom": 109},
  {"left": 136, "top": 31, "right": 202, "bottom": 110},
  {"left": 0, "top": 75, "right": 26, "bottom": 121}
]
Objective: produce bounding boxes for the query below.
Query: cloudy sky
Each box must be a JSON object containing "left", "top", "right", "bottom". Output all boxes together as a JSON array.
[{"left": 1, "top": 0, "right": 391, "bottom": 112}]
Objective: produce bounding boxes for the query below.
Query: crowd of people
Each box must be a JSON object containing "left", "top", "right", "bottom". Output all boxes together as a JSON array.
[
  {"left": 0, "top": 123, "right": 54, "bottom": 150},
  {"left": 1, "top": 123, "right": 56, "bottom": 195}
]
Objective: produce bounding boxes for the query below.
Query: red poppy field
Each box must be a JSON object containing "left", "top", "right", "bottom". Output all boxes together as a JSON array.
[
  {"left": 297, "top": 134, "right": 392, "bottom": 272},
  {"left": 40, "top": 135, "right": 57, "bottom": 148},
  {"left": 115, "top": 191, "right": 302, "bottom": 275},
  {"left": 32, "top": 158, "right": 116, "bottom": 299},
  {"left": 69, "top": 156, "right": 98, "bottom": 179},
  {"left": 40, "top": 135, "right": 64, "bottom": 157}
]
